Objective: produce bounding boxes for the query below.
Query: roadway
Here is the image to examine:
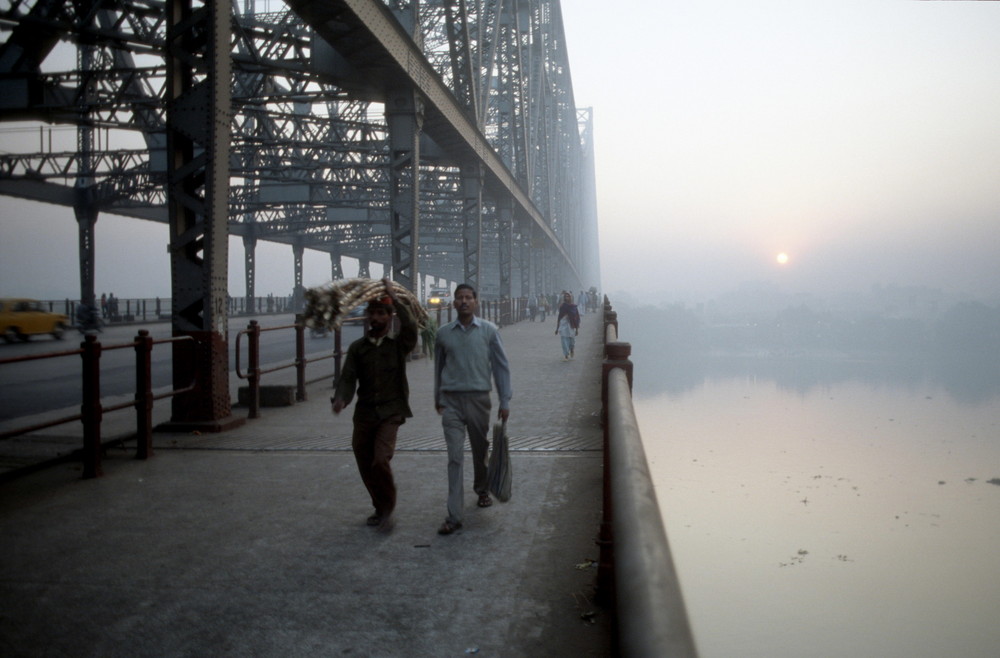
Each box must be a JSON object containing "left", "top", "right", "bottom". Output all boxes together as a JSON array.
[{"left": 0, "top": 314, "right": 364, "bottom": 422}]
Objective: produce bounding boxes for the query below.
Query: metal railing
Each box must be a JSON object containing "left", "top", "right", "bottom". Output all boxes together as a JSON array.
[
  {"left": 0, "top": 331, "right": 197, "bottom": 479},
  {"left": 33, "top": 296, "right": 298, "bottom": 327},
  {"left": 233, "top": 315, "right": 360, "bottom": 419},
  {"left": 599, "top": 297, "right": 698, "bottom": 657}
]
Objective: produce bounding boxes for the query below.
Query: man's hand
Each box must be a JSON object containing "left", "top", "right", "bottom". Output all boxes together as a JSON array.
[
  {"left": 498, "top": 408, "right": 510, "bottom": 422},
  {"left": 332, "top": 397, "right": 345, "bottom": 414},
  {"left": 436, "top": 405, "right": 445, "bottom": 416}
]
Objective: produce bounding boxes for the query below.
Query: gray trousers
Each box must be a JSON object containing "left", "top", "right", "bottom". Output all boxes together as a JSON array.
[{"left": 441, "top": 391, "right": 491, "bottom": 524}]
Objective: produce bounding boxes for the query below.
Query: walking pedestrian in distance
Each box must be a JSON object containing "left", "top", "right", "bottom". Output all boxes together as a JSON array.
[
  {"left": 555, "top": 291, "right": 580, "bottom": 360},
  {"left": 434, "top": 284, "right": 512, "bottom": 535},
  {"left": 331, "top": 279, "right": 418, "bottom": 532}
]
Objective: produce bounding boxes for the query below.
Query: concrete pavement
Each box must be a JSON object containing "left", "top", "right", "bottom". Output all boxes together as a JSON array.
[{"left": 0, "top": 310, "right": 613, "bottom": 657}]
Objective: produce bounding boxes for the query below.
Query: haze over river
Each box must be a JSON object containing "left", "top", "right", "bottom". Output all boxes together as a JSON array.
[{"left": 627, "top": 306, "right": 1000, "bottom": 657}]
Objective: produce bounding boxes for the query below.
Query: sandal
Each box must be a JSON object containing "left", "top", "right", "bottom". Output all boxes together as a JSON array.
[
  {"left": 437, "top": 520, "right": 462, "bottom": 535},
  {"left": 477, "top": 493, "right": 493, "bottom": 508}
]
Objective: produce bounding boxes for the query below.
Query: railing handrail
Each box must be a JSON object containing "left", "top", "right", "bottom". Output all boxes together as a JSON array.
[
  {"left": 0, "top": 332, "right": 197, "bottom": 479},
  {"left": 601, "top": 296, "right": 698, "bottom": 657},
  {"left": 606, "top": 369, "right": 698, "bottom": 656}
]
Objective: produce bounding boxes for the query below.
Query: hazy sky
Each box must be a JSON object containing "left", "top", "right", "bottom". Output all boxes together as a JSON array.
[
  {"left": 1, "top": 0, "right": 998, "bottom": 303},
  {"left": 565, "top": 0, "right": 1000, "bottom": 302}
]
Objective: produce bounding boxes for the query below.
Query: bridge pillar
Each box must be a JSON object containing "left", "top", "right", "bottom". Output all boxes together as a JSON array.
[
  {"left": 243, "top": 233, "right": 257, "bottom": 314},
  {"left": 293, "top": 241, "right": 305, "bottom": 312},
  {"left": 386, "top": 88, "right": 422, "bottom": 294},
  {"left": 461, "top": 163, "right": 483, "bottom": 289},
  {"left": 330, "top": 248, "right": 343, "bottom": 281},
  {"left": 498, "top": 194, "right": 513, "bottom": 305},
  {"left": 73, "top": 199, "right": 98, "bottom": 323},
  {"left": 518, "top": 221, "right": 531, "bottom": 299},
  {"left": 161, "top": 0, "right": 242, "bottom": 432}
]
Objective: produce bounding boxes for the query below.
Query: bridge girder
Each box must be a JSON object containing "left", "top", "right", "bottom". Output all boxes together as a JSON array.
[{"left": 0, "top": 0, "right": 596, "bottom": 297}]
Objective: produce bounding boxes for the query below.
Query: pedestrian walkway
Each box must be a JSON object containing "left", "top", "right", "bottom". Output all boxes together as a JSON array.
[{"left": 0, "top": 310, "right": 612, "bottom": 657}]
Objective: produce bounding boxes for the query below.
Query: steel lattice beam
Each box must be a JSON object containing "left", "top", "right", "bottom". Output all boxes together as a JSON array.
[{"left": 0, "top": 0, "right": 595, "bottom": 302}]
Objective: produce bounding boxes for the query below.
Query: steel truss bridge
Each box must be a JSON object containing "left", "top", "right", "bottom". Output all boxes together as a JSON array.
[{"left": 0, "top": 0, "right": 600, "bottom": 427}]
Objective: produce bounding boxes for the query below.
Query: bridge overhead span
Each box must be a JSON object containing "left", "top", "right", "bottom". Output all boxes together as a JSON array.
[{"left": 286, "top": 0, "right": 579, "bottom": 283}]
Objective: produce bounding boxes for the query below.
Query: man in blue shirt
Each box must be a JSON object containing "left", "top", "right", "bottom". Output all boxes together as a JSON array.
[{"left": 434, "top": 284, "right": 512, "bottom": 535}]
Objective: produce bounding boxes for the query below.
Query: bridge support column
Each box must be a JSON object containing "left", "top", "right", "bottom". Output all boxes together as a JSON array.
[
  {"left": 498, "top": 195, "right": 513, "bottom": 322},
  {"left": 73, "top": 200, "right": 98, "bottom": 324},
  {"left": 461, "top": 163, "right": 482, "bottom": 289},
  {"left": 518, "top": 221, "right": 531, "bottom": 299},
  {"left": 498, "top": 195, "right": 513, "bottom": 299},
  {"left": 161, "top": 0, "right": 242, "bottom": 432},
  {"left": 293, "top": 241, "right": 305, "bottom": 312},
  {"left": 330, "top": 248, "right": 343, "bottom": 281},
  {"left": 386, "top": 88, "right": 422, "bottom": 293},
  {"left": 243, "top": 233, "right": 257, "bottom": 315}
]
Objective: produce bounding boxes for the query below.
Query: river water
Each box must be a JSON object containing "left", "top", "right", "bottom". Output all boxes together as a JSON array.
[{"left": 633, "top": 353, "right": 1000, "bottom": 657}]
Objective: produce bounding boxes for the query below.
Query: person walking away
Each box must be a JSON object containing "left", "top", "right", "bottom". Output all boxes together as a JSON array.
[
  {"left": 555, "top": 291, "right": 580, "bottom": 360},
  {"left": 528, "top": 295, "right": 538, "bottom": 322},
  {"left": 331, "top": 279, "right": 418, "bottom": 532},
  {"left": 434, "top": 284, "right": 512, "bottom": 535}
]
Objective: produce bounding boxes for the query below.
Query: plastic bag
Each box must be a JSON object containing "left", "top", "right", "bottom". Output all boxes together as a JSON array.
[{"left": 487, "top": 420, "right": 512, "bottom": 502}]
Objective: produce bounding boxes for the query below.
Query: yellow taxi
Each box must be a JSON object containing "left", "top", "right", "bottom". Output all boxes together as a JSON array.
[
  {"left": 427, "top": 287, "right": 451, "bottom": 308},
  {"left": 0, "top": 298, "right": 70, "bottom": 343}
]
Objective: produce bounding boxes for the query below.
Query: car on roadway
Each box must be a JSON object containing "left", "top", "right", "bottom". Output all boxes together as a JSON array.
[
  {"left": 427, "top": 287, "right": 451, "bottom": 308},
  {"left": 0, "top": 298, "right": 70, "bottom": 343}
]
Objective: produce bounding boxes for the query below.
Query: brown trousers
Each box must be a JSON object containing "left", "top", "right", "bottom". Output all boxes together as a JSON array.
[{"left": 352, "top": 414, "right": 403, "bottom": 517}]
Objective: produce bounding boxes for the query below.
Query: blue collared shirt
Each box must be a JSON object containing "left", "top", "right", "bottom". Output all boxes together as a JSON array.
[{"left": 434, "top": 315, "right": 512, "bottom": 409}]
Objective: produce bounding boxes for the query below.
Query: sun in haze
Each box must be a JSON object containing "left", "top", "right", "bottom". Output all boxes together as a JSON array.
[{"left": 776, "top": 252, "right": 789, "bottom": 265}]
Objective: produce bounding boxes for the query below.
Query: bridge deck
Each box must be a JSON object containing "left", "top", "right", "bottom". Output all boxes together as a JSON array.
[{"left": 0, "top": 312, "right": 613, "bottom": 656}]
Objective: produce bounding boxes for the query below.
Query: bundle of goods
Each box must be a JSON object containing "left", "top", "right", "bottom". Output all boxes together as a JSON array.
[{"left": 303, "top": 278, "right": 429, "bottom": 330}]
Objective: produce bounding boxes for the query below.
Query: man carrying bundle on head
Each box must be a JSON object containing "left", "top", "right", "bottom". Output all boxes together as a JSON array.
[{"left": 331, "top": 278, "right": 418, "bottom": 532}]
